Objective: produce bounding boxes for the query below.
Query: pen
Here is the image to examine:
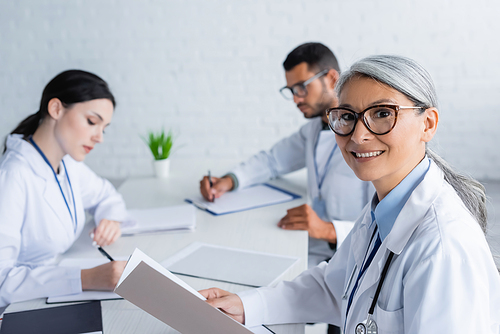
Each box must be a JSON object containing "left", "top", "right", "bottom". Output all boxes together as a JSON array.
[
  {"left": 208, "top": 170, "right": 214, "bottom": 202},
  {"left": 208, "top": 170, "right": 213, "bottom": 188},
  {"left": 98, "top": 246, "right": 115, "bottom": 262}
]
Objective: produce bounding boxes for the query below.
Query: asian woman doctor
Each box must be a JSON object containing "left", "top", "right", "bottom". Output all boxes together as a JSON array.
[
  {"left": 200, "top": 55, "right": 500, "bottom": 333},
  {"left": 0, "top": 70, "right": 128, "bottom": 307}
]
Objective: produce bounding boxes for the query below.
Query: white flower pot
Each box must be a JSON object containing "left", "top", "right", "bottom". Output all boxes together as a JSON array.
[{"left": 153, "top": 158, "right": 170, "bottom": 178}]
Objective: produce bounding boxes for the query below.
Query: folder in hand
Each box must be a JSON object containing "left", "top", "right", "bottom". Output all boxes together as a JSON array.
[{"left": 114, "top": 248, "right": 272, "bottom": 334}]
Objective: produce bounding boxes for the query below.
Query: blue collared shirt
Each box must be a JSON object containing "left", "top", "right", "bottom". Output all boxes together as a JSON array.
[{"left": 371, "top": 157, "right": 431, "bottom": 241}]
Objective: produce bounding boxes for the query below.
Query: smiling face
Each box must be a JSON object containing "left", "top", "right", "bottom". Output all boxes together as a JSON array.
[
  {"left": 285, "top": 62, "right": 337, "bottom": 120},
  {"left": 335, "top": 75, "right": 438, "bottom": 199},
  {"left": 53, "top": 98, "right": 114, "bottom": 162}
]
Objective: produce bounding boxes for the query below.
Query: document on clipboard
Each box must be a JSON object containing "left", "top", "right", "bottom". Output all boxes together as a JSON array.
[
  {"left": 185, "top": 183, "right": 300, "bottom": 215},
  {"left": 114, "top": 249, "right": 273, "bottom": 334}
]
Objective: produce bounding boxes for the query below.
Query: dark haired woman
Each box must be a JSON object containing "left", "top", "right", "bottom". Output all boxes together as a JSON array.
[{"left": 0, "top": 70, "right": 127, "bottom": 307}]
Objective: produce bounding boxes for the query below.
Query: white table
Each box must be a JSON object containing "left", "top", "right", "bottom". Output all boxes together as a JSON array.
[{"left": 4, "top": 159, "right": 309, "bottom": 334}]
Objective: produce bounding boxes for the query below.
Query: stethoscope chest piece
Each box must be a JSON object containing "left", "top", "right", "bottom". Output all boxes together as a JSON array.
[{"left": 355, "top": 315, "right": 378, "bottom": 334}]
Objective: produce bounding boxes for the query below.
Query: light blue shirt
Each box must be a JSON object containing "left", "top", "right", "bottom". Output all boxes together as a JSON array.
[{"left": 371, "top": 157, "right": 431, "bottom": 241}]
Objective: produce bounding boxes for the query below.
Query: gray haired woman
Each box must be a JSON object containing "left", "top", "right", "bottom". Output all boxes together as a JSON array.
[{"left": 199, "top": 55, "right": 500, "bottom": 333}]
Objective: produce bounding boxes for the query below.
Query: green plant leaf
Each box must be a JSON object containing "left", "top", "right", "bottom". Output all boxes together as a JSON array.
[{"left": 141, "top": 128, "right": 175, "bottom": 160}]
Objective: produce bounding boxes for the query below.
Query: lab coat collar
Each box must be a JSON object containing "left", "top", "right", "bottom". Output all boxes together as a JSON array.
[
  {"left": 371, "top": 157, "right": 430, "bottom": 242},
  {"left": 385, "top": 160, "right": 443, "bottom": 255},
  {"left": 353, "top": 158, "right": 442, "bottom": 256},
  {"left": 6, "top": 134, "right": 59, "bottom": 181}
]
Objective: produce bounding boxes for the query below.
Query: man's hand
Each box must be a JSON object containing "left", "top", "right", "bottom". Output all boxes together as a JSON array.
[
  {"left": 199, "top": 288, "right": 245, "bottom": 324},
  {"left": 92, "top": 219, "right": 121, "bottom": 246},
  {"left": 278, "top": 204, "right": 337, "bottom": 243},
  {"left": 200, "top": 175, "right": 234, "bottom": 202}
]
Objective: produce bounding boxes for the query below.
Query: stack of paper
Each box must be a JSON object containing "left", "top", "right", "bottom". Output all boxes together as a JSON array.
[
  {"left": 114, "top": 249, "right": 273, "bottom": 334},
  {"left": 121, "top": 204, "right": 196, "bottom": 235},
  {"left": 186, "top": 183, "right": 300, "bottom": 215}
]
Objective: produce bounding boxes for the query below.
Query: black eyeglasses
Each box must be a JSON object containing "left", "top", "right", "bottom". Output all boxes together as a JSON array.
[
  {"left": 326, "top": 104, "right": 425, "bottom": 136},
  {"left": 279, "top": 69, "right": 329, "bottom": 100}
]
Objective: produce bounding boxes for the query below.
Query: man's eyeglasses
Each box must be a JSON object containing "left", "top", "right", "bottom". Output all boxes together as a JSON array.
[
  {"left": 326, "top": 104, "right": 425, "bottom": 136},
  {"left": 279, "top": 69, "right": 329, "bottom": 100}
]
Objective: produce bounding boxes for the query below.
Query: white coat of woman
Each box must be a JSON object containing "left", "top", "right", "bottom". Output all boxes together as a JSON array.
[
  {"left": 199, "top": 55, "right": 500, "bottom": 333},
  {"left": 0, "top": 70, "right": 128, "bottom": 307}
]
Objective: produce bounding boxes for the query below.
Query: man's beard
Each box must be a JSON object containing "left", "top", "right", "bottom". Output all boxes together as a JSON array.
[{"left": 299, "top": 95, "right": 335, "bottom": 119}]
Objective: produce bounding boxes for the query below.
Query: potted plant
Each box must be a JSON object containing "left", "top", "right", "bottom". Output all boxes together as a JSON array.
[{"left": 142, "top": 129, "right": 174, "bottom": 178}]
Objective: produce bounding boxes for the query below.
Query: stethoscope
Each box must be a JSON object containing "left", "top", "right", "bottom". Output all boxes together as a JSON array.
[
  {"left": 29, "top": 136, "right": 78, "bottom": 233},
  {"left": 346, "top": 227, "right": 396, "bottom": 334},
  {"left": 354, "top": 251, "right": 395, "bottom": 334}
]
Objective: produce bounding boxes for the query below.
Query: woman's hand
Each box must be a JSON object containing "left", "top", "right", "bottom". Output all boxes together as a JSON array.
[
  {"left": 81, "top": 261, "right": 126, "bottom": 290},
  {"left": 199, "top": 288, "right": 245, "bottom": 324},
  {"left": 92, "top": 219, "right": 121, "bottom": 246}
]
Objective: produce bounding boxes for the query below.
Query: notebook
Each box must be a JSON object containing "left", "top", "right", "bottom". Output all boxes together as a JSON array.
[
  {"left": 0, "top": 301, "right": 102, "bottom": 334},
  {"left": 121, "top": 204, "right": 196, "bottom": 235}
]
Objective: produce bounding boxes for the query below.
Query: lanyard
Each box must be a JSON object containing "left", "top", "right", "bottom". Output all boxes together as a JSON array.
[
  {"left": 29, "top": 136, "right": 78, "bottom": 233},
  {"left": 313, "top": 130, "right": 337, "bottom": 199},
  {"left": 344, "top": 225, "right": 396, "bottom": 333},
  {"left": 346, "top": 227, "right": 379, "bottom": 317},
  {"left": 353, "top": 252, "right": 395, "bottom": 334}
]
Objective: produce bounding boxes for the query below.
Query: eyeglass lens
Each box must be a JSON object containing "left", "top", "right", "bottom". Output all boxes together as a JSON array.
[
  {"left": 328, "top": 106, "right": 397, "bottom": 135},
  {"left": 280, "top": 85, "right": 307, "bottom": 100}
]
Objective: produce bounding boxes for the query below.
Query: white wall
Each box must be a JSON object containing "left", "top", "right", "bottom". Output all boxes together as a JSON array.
[{"left": 1, "top": 0, "right": 499, "bottom": 179}]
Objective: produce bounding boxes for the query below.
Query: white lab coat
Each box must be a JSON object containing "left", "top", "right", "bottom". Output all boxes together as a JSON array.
[
  {"left": 0, "top": 134, "right": 128, "bottom": 307},
  {"left": 239, "top": 160, "right": 500, "bottom": 333},
  {"left": 230, "top": 117, "right": 373, "bottom": 265}
]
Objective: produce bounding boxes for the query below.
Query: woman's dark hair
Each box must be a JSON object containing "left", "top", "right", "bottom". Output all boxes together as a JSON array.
[{"left": 6, "top": 70, "right": 115, "bottom": 147}]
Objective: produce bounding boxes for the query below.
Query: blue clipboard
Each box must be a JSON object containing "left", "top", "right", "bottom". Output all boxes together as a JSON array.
[{"left": 185, "top": 183, "right": 301, "bottom": 216}]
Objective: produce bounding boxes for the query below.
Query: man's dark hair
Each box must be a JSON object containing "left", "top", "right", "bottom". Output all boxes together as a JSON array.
[{"left": 283, "top": 42, "right": 340, "bottom": 73}]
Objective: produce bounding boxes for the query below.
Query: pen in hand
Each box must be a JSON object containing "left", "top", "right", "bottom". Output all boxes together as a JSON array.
[
  {"left": 208, "top": 170, "right": 214, "bottom": 202},
  {"left": 97, "top": 246, "right": 115, "bottom": 262},
  {"left": 208, "top": 170, "right": 213, "bottom": 188}
]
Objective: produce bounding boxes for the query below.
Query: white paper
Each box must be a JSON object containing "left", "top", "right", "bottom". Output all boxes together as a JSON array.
[
  {"left": 162, "top": 242, "right": 299, "bottom": 287},
  {"left": 121, "top": 204, "right": 196, "bottom": 235},
  {"left": 115, "top": 248, "right": 271, "bottom": 334},
  {"left": 47, "top": 257, "right": 128, "bottom": 303},
  {"left": 187, "top": 184, "right": 297, "bottom": 215},
  {"left": 116, "top": 248, "right": 202, "bottom": 299}
]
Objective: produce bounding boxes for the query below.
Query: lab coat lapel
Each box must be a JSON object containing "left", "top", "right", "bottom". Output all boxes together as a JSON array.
[
  {"left": 20, "top": 137, "right": 74, "bottom": 235},
  {"left": 350, "top": 209, "right": 373, "bottom": 267},
  {"left": 13, "top": 135, "right": 54, "bottom": 181},
  {"left": 385, "top": 161, "right": 443, "bottom": 255}
]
